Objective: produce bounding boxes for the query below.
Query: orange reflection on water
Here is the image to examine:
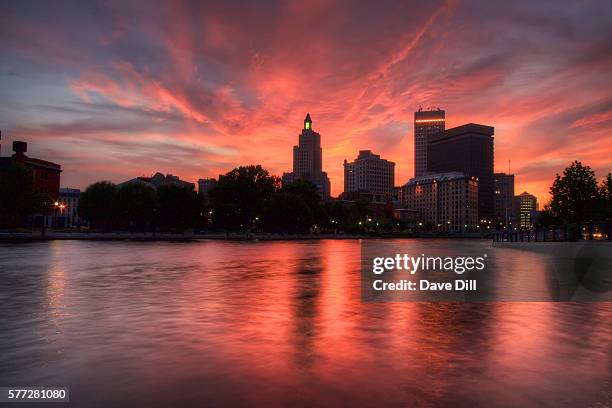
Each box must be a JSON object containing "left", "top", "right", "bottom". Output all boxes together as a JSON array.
[{"left": 1, "top": 239, "right": 610, "bottom": 407}]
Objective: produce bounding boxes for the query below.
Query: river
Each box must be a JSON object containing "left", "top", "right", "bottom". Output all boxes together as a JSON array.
[{"left": 0, "top": 239, "right": 610, "bottom": 407}]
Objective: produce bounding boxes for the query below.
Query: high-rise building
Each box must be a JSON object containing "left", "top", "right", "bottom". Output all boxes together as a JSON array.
[
  {"left": 427, "top": 123, "right": 494, "bottom": 221},
  {"left": 343, "top": 150, "right": 395, "bottom": 200},
  {"left": 282, "top": 113, "right": 331, "bottom": 198},
  {"left": 414, "top": 108, "right": 445, "bottom": 178},
  {"left": 397, "top": 172, "right": 478, "bottom": 233},
  {"left": 494, "top": 173, "right": 514, "bottom": 228},
  {"left": 513, "top": 192, "right": 538, "bottom": 230}
]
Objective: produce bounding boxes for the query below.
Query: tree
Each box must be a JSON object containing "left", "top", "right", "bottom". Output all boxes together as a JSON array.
[
  {"left": 349, "top": 199, "right": 371, "bottom": 225},
  {"left": 78, "top": 181, "right": 118, "bottom": 230},
  {"left": 535, "top": 204, "right": 559, "bottom": 228},
  {"left": 114, "top": 182, "right": 157, "bottom": 231},
  {"left": 262, "top": 193, "right": 314, "bottom": 233},
  {"left": 281, "top": 178, "right": 325, "bottom": 225},
  {"left": 549, "top": 161, "right": 600, "bottom": 224},
  {"left": 157, "top": 185, "right": 201, "bottom": 232},
  {"left": 599, "top": 173, "right": 612, "bottom": 220},
  {"left": 321, "top": 200, "right": 351, "bottom": 231},
  {"left": 0, "top": 164, "right": 43, "bottom": 227},
  {"left": 281, "top": 179, "right": 320, "bottom": 211},
  {"left": 209, "top": 165, "right": 279, "bottom": 231}
]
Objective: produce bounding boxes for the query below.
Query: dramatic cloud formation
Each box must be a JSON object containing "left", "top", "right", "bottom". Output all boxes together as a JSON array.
[{"left": 1, "top": 0, "right": 611, "bottom": 201}]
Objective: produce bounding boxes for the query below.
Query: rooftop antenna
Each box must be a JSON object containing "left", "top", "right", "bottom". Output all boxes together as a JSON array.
[{"left": 508, "top": 159, "right": 511, "bottom": 174}]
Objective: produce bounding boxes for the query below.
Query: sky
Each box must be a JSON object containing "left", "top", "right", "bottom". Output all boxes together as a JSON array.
[{"left": 1, "top": 0, "right": 611, "bottom": 202}]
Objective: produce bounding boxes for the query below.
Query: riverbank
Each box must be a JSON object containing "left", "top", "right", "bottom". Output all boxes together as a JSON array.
[{"left": 0, "top": 230, "right": 489, "bottom": 242}]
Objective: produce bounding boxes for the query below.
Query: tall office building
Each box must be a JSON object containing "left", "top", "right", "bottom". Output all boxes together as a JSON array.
[
  {"left": 282, "top": 113, "right": 331, "bottom": 198},
  {"left": 427, "top": 123, "right": 494, "bottom": 221},
  {"left": 414, "top": 108, "right": 445, "bottom": 178},
  {"left": 513, "top": 192, "right": 538, "bottom": 230},
  {"left": 343, "top": 150, "right": 395, "bottom": 200},
  {"left": 494, "top": 173, "right": 515, "bottom": 228},
  {"left": 397, "top": 172, "right": 478, "bottom": 233}
]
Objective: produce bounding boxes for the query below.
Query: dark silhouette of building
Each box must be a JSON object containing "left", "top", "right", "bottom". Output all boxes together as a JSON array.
[
  {"left": 414, "top": 107, "right": 445, "bottom": 178},
  {"left": 119, "top": 172, "right": 195, "bottom": 190},
  {"left": 0, "top": 139, "right": 61, "bottom": 201},
  {"left": 282, "top": 113, "right": 331, "bottom": 198},
  {"left": 343, "top": 150, "right": 394, "bottom": 200},
  {"left": 427, "top": 123, "right": 494, "bottom": 221},
  {"left": 494, "top": 173, "right": 514, "bottom": 228},
  {"left": 198, "top": 178, "right": 217, "bottom": 202},
  {"left": 339, "top": 190, "right": 387, "bottom": 204}
]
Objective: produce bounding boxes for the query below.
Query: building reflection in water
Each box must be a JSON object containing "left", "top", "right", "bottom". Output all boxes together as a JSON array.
[{"left": 0, "top": 239, "right": 610, "bottom": 407}]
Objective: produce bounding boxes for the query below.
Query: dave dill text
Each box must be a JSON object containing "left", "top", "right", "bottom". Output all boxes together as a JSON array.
[{"left": 372, "top": 279, "right": 477, "bottom": 291}]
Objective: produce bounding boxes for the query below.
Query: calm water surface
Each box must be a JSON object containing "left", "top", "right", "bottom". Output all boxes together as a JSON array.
[{"left": 0, "top": 240, "right": 610, "bottom": 407}]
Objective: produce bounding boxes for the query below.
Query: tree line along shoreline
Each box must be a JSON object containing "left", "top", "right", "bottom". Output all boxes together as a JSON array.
[{"left": 1, "top": 161, "right": 610, "bottom": 238}]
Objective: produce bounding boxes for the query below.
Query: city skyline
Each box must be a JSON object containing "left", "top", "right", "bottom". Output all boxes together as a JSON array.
[{"left": 1, "top": 0, "right": 612, "bottom": 203}]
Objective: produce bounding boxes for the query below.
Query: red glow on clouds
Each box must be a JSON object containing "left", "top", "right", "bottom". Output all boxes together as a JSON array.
[{"left": 1, "top": 0, "right": 611, "bottom": 203}]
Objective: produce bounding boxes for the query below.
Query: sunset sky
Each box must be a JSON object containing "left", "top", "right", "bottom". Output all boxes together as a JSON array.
[{"left": 1, "top": 0, "right": 611, "bottom": 202}]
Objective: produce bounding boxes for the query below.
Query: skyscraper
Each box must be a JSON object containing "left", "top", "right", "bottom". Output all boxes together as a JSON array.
[
  {"left": 343, "top": 150, "right": 395, "bottom": 200},
  {"left": 414, "top": 108, "right": 445, "bottom": 178},
  {"left": 427, "top": 123, "right": 494, "bottom": 221},
  {"left": 282, "top": 113, "right": 331, "bottom": 198},
  {"left": 494, "top": 173, "right": 515, "bottom": 228},
  {"left": 513, "top": 192, "right": 538, "bottom": 230}
]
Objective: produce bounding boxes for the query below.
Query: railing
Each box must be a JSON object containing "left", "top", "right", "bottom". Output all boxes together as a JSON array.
[
  {"left": 492, "top": 223, "right": 611, "bottom": 243},
  {"left": 493, "top": 228, "right": 568, "bottom": 243}
]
